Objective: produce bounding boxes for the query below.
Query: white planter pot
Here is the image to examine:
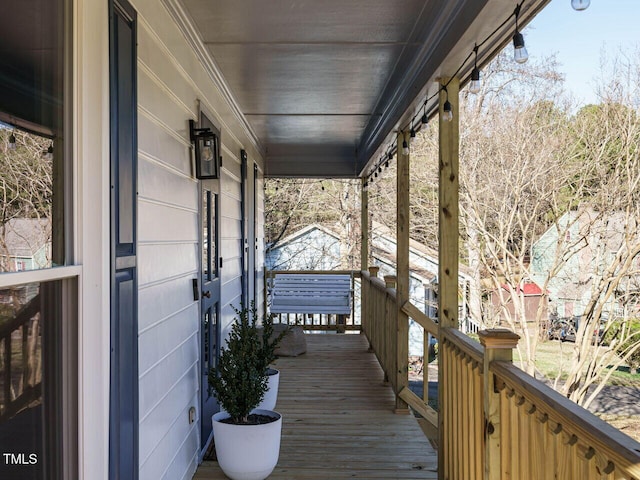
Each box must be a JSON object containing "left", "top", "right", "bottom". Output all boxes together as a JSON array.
[
  {"left": 256, "top": 368, "right": 279, "bottom": 411},
  {"left": 212, "top": 409, "right": 282, "bottom": 480}
]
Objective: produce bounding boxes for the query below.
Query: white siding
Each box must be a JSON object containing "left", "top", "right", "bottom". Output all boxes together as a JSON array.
[
  {"left": 130, "top": 1, "right": 266, "bottom": 479},
  {"left": 219, "top": 160, "right": 244, "bottom": 336}
]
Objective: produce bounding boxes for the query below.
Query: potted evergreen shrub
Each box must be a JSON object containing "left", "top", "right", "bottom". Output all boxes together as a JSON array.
[{"left": 208, "top": 305, "right": 283, "bottom": 480}]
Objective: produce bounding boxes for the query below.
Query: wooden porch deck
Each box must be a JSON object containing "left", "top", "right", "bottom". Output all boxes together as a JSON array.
[{"left": 193, "top": 333, "right": 437, "bottom": 479}]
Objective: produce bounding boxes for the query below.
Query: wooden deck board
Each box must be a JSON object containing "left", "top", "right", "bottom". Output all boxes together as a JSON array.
[{"left": 193, "top": 334, "right": 437, "bottom": 479}]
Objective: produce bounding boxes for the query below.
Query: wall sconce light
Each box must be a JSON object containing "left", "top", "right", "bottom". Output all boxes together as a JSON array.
[{"left": 190, "top": 119, "right": 220, "bottom": 179}]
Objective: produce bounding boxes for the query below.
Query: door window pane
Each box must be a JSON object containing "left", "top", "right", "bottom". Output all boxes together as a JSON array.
[
  {"left": 202, "top": 306, "right": 218, "bottom": 399},
  {"left": 202, "top": 189, "right": 210, "bottom": 279},
  {"left": 211, "top": 194, "right": 218, "bottom": 278},
  {"left": 202, "top": 189, "right": 218, "bottom": 280}
]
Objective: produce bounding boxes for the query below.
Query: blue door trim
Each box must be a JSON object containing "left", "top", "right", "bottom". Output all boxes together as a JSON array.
[{"left": 109, "top": 0, "right": 139, "bottom": 478}]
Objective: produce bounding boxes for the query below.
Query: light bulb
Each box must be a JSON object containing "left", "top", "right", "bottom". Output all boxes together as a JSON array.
[
  {"left": 388, "top": 151, "right": 393, "bottom": 160},
  {"left": 469, "top": 66, "right": 481, "bottom": 94},
  {"left": 44, "top": 144, "right": 53, "bottom": 161},
  {"left": 513, "top": 32, "right": 528, "bottom": 64},
  {"left": 410, "top": 127, "right": 416, "bottom": 138},
  {"left": 201, "top": 139, "right": 214, "bottom": 162},
  {"left": 8, "top": 133, "right": 16, "bottom": 150},
  {"left": 402, "top": 140, "right": 409, "bottom": 155},
  {"left": 443, "top": 100, "right": 453, "bottom": 122},
  {"left": 421, "top": 113, "right": 428, "bottom": 125},
  {"left": 571, "top": 0, "right": 590, "bottom": 10}
]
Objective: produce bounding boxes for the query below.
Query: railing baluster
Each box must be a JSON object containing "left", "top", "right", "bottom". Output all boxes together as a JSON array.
[
  {"left": 423, "top": 331, "right": 428, "bottom": 404},
  {"left": 475, "top": 362, "right": 483, "bottom": 478}
]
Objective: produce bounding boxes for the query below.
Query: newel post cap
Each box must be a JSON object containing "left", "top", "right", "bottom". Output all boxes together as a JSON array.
[
  {"left": 368, "top": 266, "right": 380, "bottom": 277},
  {"left": 478, "top": 329, "right": 520, "bottom": 349},
  {"left": 383, "top": 275, "right": 397, "bottom": 288}
]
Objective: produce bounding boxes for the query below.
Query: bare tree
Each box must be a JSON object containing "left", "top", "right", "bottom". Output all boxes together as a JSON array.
[
  {"left": 0, "top": 128, "right": 52, "bottom": 272},
  {"left": 264, "top": 178, "right": 361, "bottom": 269},
  {"left": 554, "top": 52, "right": 640, "bottom": 406}
]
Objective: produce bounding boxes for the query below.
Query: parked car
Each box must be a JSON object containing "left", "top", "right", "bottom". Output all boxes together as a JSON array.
[
  {"left": 547, "top": 315, "right": 605, "bottom": 344},
  {"left": 547, "top": 316, "right": 577, "bottom": 342}
]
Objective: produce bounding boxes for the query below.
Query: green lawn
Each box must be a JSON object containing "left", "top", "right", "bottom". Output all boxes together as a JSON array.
[{"left": 532, "top": 339, "right": 640, "bottom": 387}]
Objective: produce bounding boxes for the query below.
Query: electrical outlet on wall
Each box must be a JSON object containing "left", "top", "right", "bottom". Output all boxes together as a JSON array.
[{"left": 189, "top": 406, "right": 196, "bottom": 424}]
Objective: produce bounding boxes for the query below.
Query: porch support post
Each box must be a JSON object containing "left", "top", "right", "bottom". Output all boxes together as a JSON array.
[
  {"left": 360, "top": 178, "right": 370, "bottom": 340},
  {"left": 478, "top": 329, "right": 520, "bottom": 480},
  {"left": 395, "top": 130, "right": 410, "bottom": 414},
  {"left": 361, "top": 177, "right": 369, "bottom": 270},
  {"left": 437, "top": 77, "right": 460, "bottom": 480},
  {"left": 437, "top": 77, "right": 460, "bottom": 329}
]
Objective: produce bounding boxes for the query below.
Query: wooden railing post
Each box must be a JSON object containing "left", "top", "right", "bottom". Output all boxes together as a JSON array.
[
  {"left": 396, "top": 128, "right": 410, "bottom": 414},
  {"left": 383, "top": 275, "right": 396, "bottom": 289},
  {"left": 478, "top": 329, "right": 520, "bottom": 480},
  {"left": 368, "top": 266, "right": 379, "bottom": 278}
]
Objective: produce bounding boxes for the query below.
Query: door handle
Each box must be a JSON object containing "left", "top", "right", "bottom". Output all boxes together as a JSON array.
[{"left": 202, "top": 290, "right": 211, "bottom": 298}]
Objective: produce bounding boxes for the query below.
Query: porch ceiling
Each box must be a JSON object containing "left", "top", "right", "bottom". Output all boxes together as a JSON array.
[{"left": 179, "top": 0, "right": 549, "bottom": 178}]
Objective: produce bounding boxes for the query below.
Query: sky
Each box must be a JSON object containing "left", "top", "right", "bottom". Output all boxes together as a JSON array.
[{"left": 524, "top": 0, "right": 639, "bottom": 106}]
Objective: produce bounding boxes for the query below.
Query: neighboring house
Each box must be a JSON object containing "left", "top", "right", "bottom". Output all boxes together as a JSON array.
[
  {"left": 531, "top": 209, "right": 637, "bottom": 319},
  {"left": 489, "top": 281, "right": 548, "bottom": 326},
  {"left": 266, "top": 223, "right": 476, "bottom": 355},
  {"left": 266, "top": 224, "right": 342, "bottom": 271},
  {"left": 370, "top": 222, "right": 476, "bottom": 326},
  {"left": 0, "top": 218, "right": 51, "bottom": 272}
]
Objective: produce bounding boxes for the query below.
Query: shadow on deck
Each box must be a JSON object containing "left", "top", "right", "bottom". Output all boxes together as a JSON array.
[{"left": 194, "top": 333, "right": 437, "bottom": 479}]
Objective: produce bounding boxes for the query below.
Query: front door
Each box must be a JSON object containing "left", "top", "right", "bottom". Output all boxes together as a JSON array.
[{"left": 200, "top": 176, "right": 221, "bottom": 451}]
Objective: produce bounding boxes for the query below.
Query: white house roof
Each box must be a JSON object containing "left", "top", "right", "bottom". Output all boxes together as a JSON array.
[
  {"left": 269, "top": 222, "right": 473, "bottom": 284},
  {"left": 371, "top": 221, "right": 474, "bottom": 280}
]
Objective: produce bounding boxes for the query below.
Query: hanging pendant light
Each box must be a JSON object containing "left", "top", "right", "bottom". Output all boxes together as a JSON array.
[
  {"left": 513, "top": 5, "right": 529, "bottom": 64},
  {"left": 8, "top": 132, "right": 16, "bottom": 150},
  {"left": 443, "top": 100, "right": 453, "bottom": 122},
  {"left": 469, "top": 46, "right": 481, "bottom": 93},
  {"left": 571, "top": 0, "right": 590, "bottom": 11},
  {"left": 513, "top": 32, "right": 529, "bottom": 64}
]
